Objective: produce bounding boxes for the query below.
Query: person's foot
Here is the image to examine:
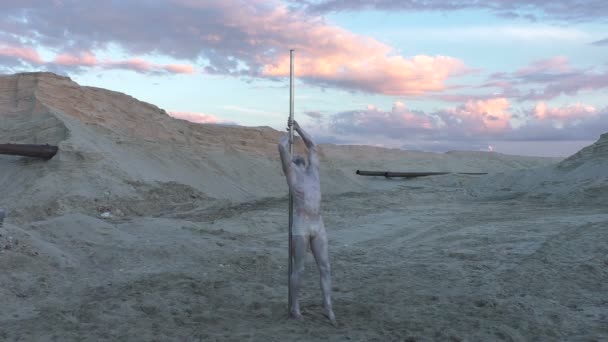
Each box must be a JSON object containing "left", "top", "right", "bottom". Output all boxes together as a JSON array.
[
  {"left": 289, "top": 310, "right": 303, "bottom": 320},
  {"left": 323, "top": 307, "right": 337, "bottom": 326}
]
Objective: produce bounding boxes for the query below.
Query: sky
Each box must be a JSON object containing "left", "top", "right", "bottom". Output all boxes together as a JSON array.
[{"left": 1, "top": 1, "right": 607, "bottom": 157}]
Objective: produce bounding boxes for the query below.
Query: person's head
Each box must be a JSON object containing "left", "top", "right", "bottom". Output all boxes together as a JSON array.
[{"left": 292, "top": 155, "right": 306, "bottom": 168}]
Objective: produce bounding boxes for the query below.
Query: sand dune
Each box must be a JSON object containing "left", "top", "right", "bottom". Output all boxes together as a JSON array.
[
  {"left": 1, "top": 72, "right": 606, "bottom": 341},
  {"left": 1, "top": 72, "right": 288, "bottom": 208},
  {"left": 0, "top": 72, "right": 557, "bottom": 219},
  {"left": 467, "top": 132, "right": 608, "bottom": 204}
]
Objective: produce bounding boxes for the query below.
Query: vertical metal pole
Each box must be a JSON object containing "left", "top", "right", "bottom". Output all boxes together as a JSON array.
[
  {"left": 288, "top": 49, "right": 295, "bottom": 314},
  {"left": 0, "top": 208, "right": 5, "bottom": 228}
]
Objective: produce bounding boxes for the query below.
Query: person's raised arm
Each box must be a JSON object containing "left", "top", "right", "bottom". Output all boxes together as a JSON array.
[
  {"left": 293, "top": 120, "right": 315, "bottom": 150},
  {"left": 293, "top": 121, "right": 319, "bottom": 168},
  {"left": 278, "top": 134, "right": 296, "bottom": 183}
]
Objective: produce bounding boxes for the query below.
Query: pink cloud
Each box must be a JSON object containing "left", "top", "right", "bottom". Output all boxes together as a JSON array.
[
  {"left": 164, "top": 64, "right": 196, "bottom": 74},
  {"left": 174, "top": 2, "right": 468, "bottom": 95},
  {"left": 391, "top": 101, "right": 437, "bottom": 129},
  {"left": 106, "top": 58, "right": 153, "bottom": 72},
  {"left": 259, "top": 11, "right": 467, "bottom": 95},
  {"left": 0, "top": 44, "right": 196, "bottom": 75},
  {"left": 94, "top": 57, "right": 196, "bottom": 74},
  {"left": 91, "top": 56, "right": 197, "bottom": 75},
  {"left": 330, "top": 101, "right": 442, "bottom": 139},
  {"left": 264, "top": 53, "right": 466, "bottom": 95},
  {"left": 167, "top": 111, "right": 235, "bottom": 125},
  {"left": 534, "top": 102, "right": 597, "bottom": 120},
  {"left": 447, "top": 98, "right": 512, "bottom": 133},
  {"left": 323, "top": 99, "right": 608, "bottom": 151},
  {"left": 0, "top": 45, "right": 44, "bottom": 64},
  {"left": 516, "top": 56, "right": 571, "bottom": 76},
  {"left": 329, "top": 98, "right": 515, "bottom": 141},
  {"left": 481, "top": 57, "right": 608, "bottom": 101},
  {"left": 0, "top": 1, "right": 466, "bottom": 95},
  {"left": 54, "top": 51, "right": 97, "bottom": 66}
]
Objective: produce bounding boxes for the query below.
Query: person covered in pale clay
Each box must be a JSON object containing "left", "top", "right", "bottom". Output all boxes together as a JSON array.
[{"left": 278, "top": 120, "right": 336, "bottom": 324}]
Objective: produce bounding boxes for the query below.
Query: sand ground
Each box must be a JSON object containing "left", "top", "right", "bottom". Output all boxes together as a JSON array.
[{"left": 1, "top": 176, "right": 606, "bottom": 341}]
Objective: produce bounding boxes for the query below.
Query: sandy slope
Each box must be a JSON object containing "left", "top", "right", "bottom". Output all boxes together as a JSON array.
[
  {"left": 0, "top": 72, "right": 557, "bottom": 220},
  {"left": 1, "top": 72, "right": 606, "bottom": 341},
  {"left": 467, "top": 133, "right": 608, "bottom": 204}
]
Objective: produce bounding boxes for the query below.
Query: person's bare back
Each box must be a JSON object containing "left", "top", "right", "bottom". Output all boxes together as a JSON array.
[{"left": 278, "top": 120, "right": 336, "bottom": 324}]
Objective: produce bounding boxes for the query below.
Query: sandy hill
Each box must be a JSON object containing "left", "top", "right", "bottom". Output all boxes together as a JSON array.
[
  {"left": 0, "top": 72, "right": 558, "bottom": 222},
  {"left": 469, "top": 133, "right": 608, "bottom": 203},
  {"left": 557, "top": 132, "right": 608, "bottom": 171}
]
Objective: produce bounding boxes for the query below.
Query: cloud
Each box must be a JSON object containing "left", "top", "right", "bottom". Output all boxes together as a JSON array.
[
  {"left": 508, "top": 104, "right": 608, "bottom": 141},
  {"left": 295, "top": 0, "right": 608, "bottom": 22},
  {"left": 483, "top": 57, "right": 608, "bottom": 101},
  {"left": 515, "top": 56, "right": 571, "bottom": 76},
  {"left": 435, "top": 92, "right": 515, "bottom": 103},
  {"left": 319, "top": 99, "right": 607, "bottom": 151},
  {"left": 262, "top": 46, "right": 467, "bottom": 96},
  {"left": 390, "top": 26, "right": 589, "bottom": 43},
  {"left": 591, "top": 38, "right": 608, "bottom": 46},
  {"left": 533, "top": 102, "right": 597, "bottom": 121},
  {"left": 167, "top": 111, "right": 236, "bottom": 125},
  {"left": 0, "top": 45, "right": 196, "bottom": 75},
  {"left": 444, "top": 98, "right": 512, "bottom": 133},
  {"left": 104, "top": 58, "right": 196, "bottom": 75},
  {"left": 305, "top": 111, "right": 323, "bottom": 119},
  {"left": 0, "top": 1, "right": 466, "bottom": 95},
  {"left": 164, "top": 64, "right": 196, "bottom": 74},
  {"left": 437, "top": 57, "right": 608, "bottom": 103},
  {"left": 328, "top": 98, "right": 515, "bottom": 141},
  {"left": 54, "top": 51, "right": 98, "bottom": 66},
  {"left": 520, "top": 72, "right": 608, "bottom": 101},
  {"left": 329, "top": 101, "right": 441, "bottom": 139},
  {"left": 0, "top": 45, "right": 44, "bottom": 64}
]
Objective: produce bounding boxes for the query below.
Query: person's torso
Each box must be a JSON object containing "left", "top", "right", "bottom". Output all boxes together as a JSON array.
[{"left": 291, "top": 165, "right": 321, "bottom": 219}]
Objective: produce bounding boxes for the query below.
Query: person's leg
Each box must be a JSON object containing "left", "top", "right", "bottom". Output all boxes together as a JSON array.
[
  {"left": 310, "top": 227, "right": 336, "bottom": 324},
  {"left": 290, "top": 234, "right": 308, "bottom": 319}
]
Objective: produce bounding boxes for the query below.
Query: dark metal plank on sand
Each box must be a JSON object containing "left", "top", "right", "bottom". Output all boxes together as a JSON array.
[{"left": 356, "top": 170, "right": 487, "bottom": 178}]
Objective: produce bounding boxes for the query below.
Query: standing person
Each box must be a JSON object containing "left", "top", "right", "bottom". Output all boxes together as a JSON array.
[{"left": 278, "top": 120, "right": 336, "bottom": 324}]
